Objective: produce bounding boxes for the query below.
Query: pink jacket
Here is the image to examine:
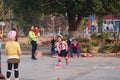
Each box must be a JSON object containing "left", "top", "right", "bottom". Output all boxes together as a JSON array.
[{"left": 56, "top": 41, "right": 68, "bottom": 53}]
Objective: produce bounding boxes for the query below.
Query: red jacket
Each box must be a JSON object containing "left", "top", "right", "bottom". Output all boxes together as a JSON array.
[
  {"left": 71, "top": 42, "right": 81, "bottom": 50},
  {"left": 34, "top": 29, "right": 40, "bottom": 36}
]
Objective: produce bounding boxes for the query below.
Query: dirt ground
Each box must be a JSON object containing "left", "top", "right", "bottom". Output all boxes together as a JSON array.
[{"left": 17, "top": 36, "right": 51, "bottom": 44}]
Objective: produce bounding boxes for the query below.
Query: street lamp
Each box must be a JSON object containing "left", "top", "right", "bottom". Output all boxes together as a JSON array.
[{"left": 0, "top": 21, "right": 5, "bottom": 79}]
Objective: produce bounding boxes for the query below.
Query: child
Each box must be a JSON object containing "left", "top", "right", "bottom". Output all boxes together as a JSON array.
[
  {"left": 34, "top": 27, "right": 40, "bottom": 37},
  {"left": 50, "top": 36, "right": 56, "bottom": 57},
  {"left": 5, "top": 31, "right": 22, "bottom": 80},
  {"left": 70, "top": 39, "right": 81, "bottom": 58},
  {"left": 55, "top": 35, "right": 69, "bottom": 68}
]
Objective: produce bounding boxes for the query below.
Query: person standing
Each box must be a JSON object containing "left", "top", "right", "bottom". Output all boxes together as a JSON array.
[
  {"left": 28, "top": 26, "right": 38, "bottom": 60},
  {"left": 55, "top": 35, "right": 69, "bottom": 68},
  {"left": 5, "top": 30, "right": 22, "bottom": 80}
]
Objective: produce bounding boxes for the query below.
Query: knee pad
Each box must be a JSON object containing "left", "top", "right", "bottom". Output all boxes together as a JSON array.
[
  {"left": 7, "top": 70, "right": 12, "bottom": 72},
  {"left": 14, "top": 68, "right": 19, "bottom": 71},
  {"left": 14, "top": 68, "right": 19, "bottom": 78}
]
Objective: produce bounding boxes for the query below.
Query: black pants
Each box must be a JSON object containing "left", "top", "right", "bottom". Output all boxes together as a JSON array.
[
  {"left": 6, "top": 63, "right": 19, "bottom": 78},
  {"left": 31, "top": 40, "right": 37, "bottom": 58},
  {"left": 58, "top": 50, "right": 68, "bottom": 57}
]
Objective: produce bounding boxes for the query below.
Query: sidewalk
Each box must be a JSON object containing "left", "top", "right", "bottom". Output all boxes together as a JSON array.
[{"left": 1, "top": 55, "right": 120, "bottom": 80}]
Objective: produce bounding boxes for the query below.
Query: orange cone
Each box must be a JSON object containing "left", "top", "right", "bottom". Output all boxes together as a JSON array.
[
  {"left": 49, "top": 55, "right": 52, "bottom": 59},
  {"left": 82, "top": 68, "right": 87, "bottom": 73},
  {"left": 117, "top": 65, "right": 120, "bottom": 69},
  {"left": 73, "top": 70, "right": 77, "bottom": 76},
  {"left": 92, "top": 66, "right": 97, "bottom": 69},
  {"left": 36, "top": 51, "right": 42, "bottom": 57},
  {"left": 57, "top": 76, "right": 60, "bottom": 80}
]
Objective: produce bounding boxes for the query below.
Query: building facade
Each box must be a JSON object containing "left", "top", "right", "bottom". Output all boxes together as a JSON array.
[{"left": 103, "top": 14, "right": 120, "bottom": 32}]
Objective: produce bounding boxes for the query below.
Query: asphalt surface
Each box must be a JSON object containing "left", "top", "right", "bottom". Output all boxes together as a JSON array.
[{"left": 1, "top": 55, "right": 120, "bottom": 80}]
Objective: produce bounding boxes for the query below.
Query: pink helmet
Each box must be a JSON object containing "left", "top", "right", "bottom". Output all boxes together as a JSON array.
[{"left": 7, "top": 30, "right": 16, "bottom": 40}]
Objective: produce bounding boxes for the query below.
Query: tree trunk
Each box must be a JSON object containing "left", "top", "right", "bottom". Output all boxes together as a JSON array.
[
  {"left": 67, "top": 13, "right": 82, "bottom": 38},
  {"left": 68, "top": 31, "right": 78, "bottom": 38}
]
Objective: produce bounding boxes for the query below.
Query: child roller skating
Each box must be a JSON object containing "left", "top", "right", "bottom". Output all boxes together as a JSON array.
[{"left": 55, "top": 35, "right": 69, "bottom": 69}]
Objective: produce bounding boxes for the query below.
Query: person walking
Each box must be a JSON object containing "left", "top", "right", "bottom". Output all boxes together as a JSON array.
[
  {"left": 55, "top": 35, "right": 69, "bottom": 68},
  {"left": 28, "top": 25, "right": 38, "bottom": 60},
  {"left": 5, "top": 30, "right": 22, "bottom": 80}
]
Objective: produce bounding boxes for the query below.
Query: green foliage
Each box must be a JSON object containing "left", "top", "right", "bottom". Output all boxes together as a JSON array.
[
  {"left": 102, "top": 44, "right": 114, "bottom": 49},
  {"left": 97, "top": 17, "right": 104, "bottom": 28},
  {"left": 76, "top": 38, "right": 90, "bottom": 43},
  {"left": 114, "top": 43, "right": 120, "bottom": 52},
  {"left": 2, "top": 34, "right": 6, "bottom": 38},
  {"left": 91, "top": 32, "right": 98, "bottom": 39},
  {"left": 99, "top": 32, "right": 111, "bottom": 39},
  {"left": 91, "top": 42, "right": 99, "bottom": 47},
  {"left": 79, "top": 17, "right": 88, "bottom": 30},
  {"left": 115, "top": 43, "right": 120, "bottom": 47},
  {"left": 97, "top": 0, "right": 120, "bottom": 16},
  {"left": 3, "top": 0, "right": 43, "bottom": 26},
  {"left": 81, "top": 43, "right": 89, "bottom": 48},
  {"left": 3, "top": 0, "right": 120, "bottom": 31}
]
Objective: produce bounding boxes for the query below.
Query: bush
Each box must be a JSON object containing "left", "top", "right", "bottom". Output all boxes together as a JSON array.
[
  {"left": 76, "top": 38, "right": 90, "bottom": 43},
  {"left": 91, "top": 42, "right": 99, "bottom": 47},
  {"left": 114, "top": 43, "right": 120, "bottom": 52},
  {"left": 102, "top": 43, "right": 115, "bottom": 53},
  {"left": 99, "top": 32, "right": 111, "bottom": 39},
  {"left": 102, "top": 44, "right": 114, "bottom": 49},
  {"left": 81, "top": 43, "right": 89, "bottom": 48},
  {"left": 91, "top": 32, "right": 98, "bottom": 39}
]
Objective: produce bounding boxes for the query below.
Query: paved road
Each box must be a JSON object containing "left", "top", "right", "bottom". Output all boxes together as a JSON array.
[{"left": 1, "top": 55, "right": 120, "bottom": 80}]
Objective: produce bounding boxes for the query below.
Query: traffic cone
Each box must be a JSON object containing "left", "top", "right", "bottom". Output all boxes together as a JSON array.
[
  {"left": 117, "top": 65, "right": 120, "bottom": 69},
  {"left": 57, "top": 76, "right": 60, "bottom": 80},
  {"left": 36, "top": 51, "right": 42, "bottom": 57},
  {"left": 82, "top": 68, "right": 87, "bottom": 73},
  {"left": 92, "top": 65, "right": 97, "bottom": 69},
  {"left": 73, "top": 70, "right": 77, "bottom": 76},
  {"left": 49, "top": 55, "right": 52, "bottom": 59}
]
